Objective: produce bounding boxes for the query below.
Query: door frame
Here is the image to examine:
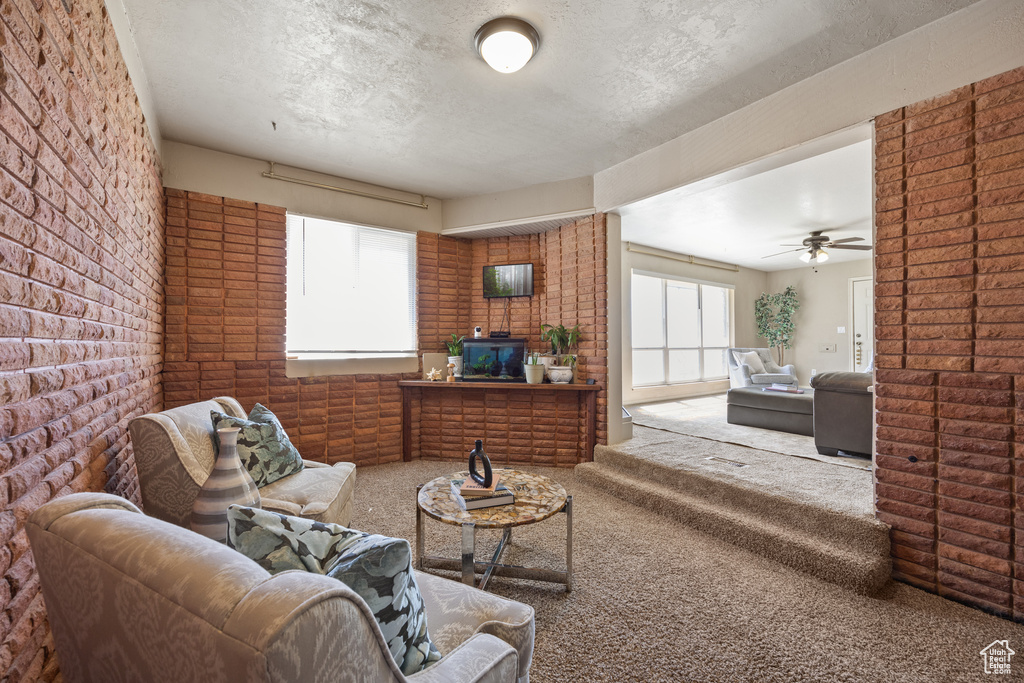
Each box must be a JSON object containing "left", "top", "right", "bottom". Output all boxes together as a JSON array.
[{"left": 848, "top": 276, "right": 873, "bottom": 372}]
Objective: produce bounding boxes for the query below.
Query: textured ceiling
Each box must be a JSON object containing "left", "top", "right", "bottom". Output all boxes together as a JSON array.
[
  {"left": 620, "top": 139, "right": 874, "bottom": 272},
  {"left": 120, "top": 0, "right": 979, "bottom": 199}
]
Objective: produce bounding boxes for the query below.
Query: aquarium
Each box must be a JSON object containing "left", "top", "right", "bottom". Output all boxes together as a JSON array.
[{"left": 462, "top": 338, "right": 526, "bottom": 382}]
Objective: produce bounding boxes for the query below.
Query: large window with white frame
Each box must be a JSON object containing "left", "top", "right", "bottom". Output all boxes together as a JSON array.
[
  {"left": 286, "top": 214, "right": 417, "bottom": 359},
  {"left": 631, "top": 272, "right": 733, "bottom": 387}
]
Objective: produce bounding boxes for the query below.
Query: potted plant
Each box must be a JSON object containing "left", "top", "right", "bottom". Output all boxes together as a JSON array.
[
  {"left": 445, "top": 333, "right": 465, "bottom": 378},
  {"left": 524, "top": 352, "right": 545, "bottom": 384},
  {"left": 541, "top": 324, "right": 580, "bottom": 383}
]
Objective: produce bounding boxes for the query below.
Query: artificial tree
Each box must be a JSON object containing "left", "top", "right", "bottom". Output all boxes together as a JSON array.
[{"left": 754, "top": 286, "right": 799, "bottom": 365}]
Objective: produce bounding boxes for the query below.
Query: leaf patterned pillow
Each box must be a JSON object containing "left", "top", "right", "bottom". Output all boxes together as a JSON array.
[
  {"left": 211, "top": 404, "right": 304, "bottom": 487},
  {"left": 226, "top": 505, "right": 441, "bottom": 674}
]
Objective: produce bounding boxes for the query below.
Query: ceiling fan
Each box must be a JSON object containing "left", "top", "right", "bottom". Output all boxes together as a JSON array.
[{"left": 763, "top": 230, "right": 872, "bottom": 263}]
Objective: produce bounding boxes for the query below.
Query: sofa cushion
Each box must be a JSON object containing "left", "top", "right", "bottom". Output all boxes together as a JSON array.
[
  {"left": 227, "top": 505, "right": 442, "bottom": 675},
  {"left": 732, "top": 349, "right": 766, "bottom": 374},
  {"left": 211, "top": 404, "right": 304, "bottom": 487}
]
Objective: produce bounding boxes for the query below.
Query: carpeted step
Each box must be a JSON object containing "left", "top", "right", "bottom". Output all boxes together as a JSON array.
[{"left": 577, "top": 452, "right": 891, "bottom": 595}]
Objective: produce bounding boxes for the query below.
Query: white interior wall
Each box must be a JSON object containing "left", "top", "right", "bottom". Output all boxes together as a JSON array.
[
  {"left": 161, "top": 142, "right": 444, "bottom": 233},
  {"left": 765, "top": 259, "right": 874, "bottom": 385},
  {"left": 620, "top": 241, "right": 768, "bottom": 407}
]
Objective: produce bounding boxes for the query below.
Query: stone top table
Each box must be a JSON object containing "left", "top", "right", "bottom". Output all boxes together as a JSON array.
[{"left": 416, "top": 468, "right": 572, "bottom": 591}]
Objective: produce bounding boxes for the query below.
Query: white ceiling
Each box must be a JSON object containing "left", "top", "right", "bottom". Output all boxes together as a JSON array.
[
  {"left": 619, "top": 137, "right": 874, "bottom": 272},
  {"left": 118, "top": 0, "right": 979, "bottom": 200}
]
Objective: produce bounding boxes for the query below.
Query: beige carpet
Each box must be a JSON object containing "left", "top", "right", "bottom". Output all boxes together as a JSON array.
[
  {"left": 352, "top": 460, "right": 1024, "bottom": 683},
  {"left": 631, "top": 396, "right": 871, "bottom": 472}
]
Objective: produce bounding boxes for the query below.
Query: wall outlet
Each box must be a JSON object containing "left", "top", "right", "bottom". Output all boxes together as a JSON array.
[
  {"left": 818, "top": 343, "right": 837, "bottom": 353},
  {"left": 837, "top": 326, "right": 846, "bottom": 333},
  {"left": 811, "top": 368, "right": 817, "bottom": 376}
]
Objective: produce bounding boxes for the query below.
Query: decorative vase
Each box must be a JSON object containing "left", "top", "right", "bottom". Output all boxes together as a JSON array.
[
  {"left": 448, "top": 355, "right": 463, "bottom": 378},
  {"left": 524, "top": 364, "right": 545, "bottom": 384},
  {"left": 548, "top": 366, "right": 574, "bottom": 384},
  {"left": 468, "top": 439, "right": 493, "bottom": 487},
  {"left": 191, "top": 427, "right": 261, "bottom": 543}
]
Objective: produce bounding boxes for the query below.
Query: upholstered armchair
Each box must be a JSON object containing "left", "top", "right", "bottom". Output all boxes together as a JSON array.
[
  {"left": 27, "top": 493, "right": 535, "bottom": 683},
  {"left": 128, "top": 397, "right": 356, "bottom": 527},
  {"left": 727, "top": 347, "right": 798, "bottom": 389}
]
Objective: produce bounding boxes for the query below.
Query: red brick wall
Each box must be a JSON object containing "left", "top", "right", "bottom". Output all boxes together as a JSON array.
[
  {"left": 415, "top": 215, "right": 609, "bottom": 464},
  {"left": 874, "top": 65, "right": 1024, "bottom": 620},
  {"left": 162, "top": 189, "right": 406, "bottom": 465},
  {"left": 0, "top": 0, "right": 164, "bottom": 678}
]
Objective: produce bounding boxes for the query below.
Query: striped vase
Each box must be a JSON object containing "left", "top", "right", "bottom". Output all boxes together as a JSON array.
[{"left": 190, "top": 427, "right": 261, "bottom": 543}]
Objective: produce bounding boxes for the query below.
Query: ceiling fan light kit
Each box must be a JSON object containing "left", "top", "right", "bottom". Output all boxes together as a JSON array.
[
  {"left": 765, "top": 230, "right": 869, "bottom": 264},
  {"left": 475, "top": 17, "right": 540, "bottom": 73}
]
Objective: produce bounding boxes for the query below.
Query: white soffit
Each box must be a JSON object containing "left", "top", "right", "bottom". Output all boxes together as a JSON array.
[{"left": 442, "top": 211, "right": 594, "bottom": 239}]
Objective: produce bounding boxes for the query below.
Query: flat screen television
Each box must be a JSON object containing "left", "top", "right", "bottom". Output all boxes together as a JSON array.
[{"left": 483, "top": 263, "right": 534, "bottom": 298}]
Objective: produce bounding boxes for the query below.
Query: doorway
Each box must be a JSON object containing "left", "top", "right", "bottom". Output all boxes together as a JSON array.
[{"left": 850, "top": 276, "right": 873, "bottom": 372}]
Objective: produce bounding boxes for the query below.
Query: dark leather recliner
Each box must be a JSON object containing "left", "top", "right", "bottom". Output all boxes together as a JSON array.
[{"left": 809, "top": 372, "right": 873, "bottom": 457}]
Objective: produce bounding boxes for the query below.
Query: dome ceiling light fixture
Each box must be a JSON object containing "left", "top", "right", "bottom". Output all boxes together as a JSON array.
[{"left": 475, "top": 17, "right": 540, "bottom": 74}]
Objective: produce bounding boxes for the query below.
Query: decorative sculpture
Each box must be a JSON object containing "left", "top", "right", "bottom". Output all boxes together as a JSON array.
[
  {"left": 446, "top": 362, "right": 456, "bottom": 382},
  {"left": 468, "top": 439, "right": 493, "bottom": 487},
  {"left": 427, "top": 367, "right": 442, "bottom": 381}
]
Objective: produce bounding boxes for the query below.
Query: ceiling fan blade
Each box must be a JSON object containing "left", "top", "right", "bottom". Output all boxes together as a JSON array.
[
  {"left": 830, "top": 244, "right": 873, "bottom": 251},
  {"left": 762, "top": 248, "right": 806, "bottom": 259},
  {"left": 778, "top": 243, "right": 805, "bottom": 247},
  {"left": 828, "top": 237, "right": 864, "bottom": 244}
]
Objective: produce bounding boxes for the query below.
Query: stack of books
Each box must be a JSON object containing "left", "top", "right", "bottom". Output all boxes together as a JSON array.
[
  {"left": 450, "top": 475, "right": 515, "bottom": 510},
  {"left": 762, "top": 383, "right": 804, "bottom": 394}
]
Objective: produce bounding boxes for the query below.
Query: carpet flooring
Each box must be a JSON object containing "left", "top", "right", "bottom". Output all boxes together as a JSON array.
[
  {"left": 351, "top": 460, "right": 1024, "bottom": 683},
  {"left": 631, "top": 395, "right": 872, "bottom": 471}
]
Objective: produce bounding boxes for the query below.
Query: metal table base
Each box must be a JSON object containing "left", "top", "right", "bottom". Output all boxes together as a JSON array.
[{"left": 416, "top": 487, "right": 573, "bottom": 592}]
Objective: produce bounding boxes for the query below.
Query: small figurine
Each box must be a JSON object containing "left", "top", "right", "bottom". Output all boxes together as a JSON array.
[
  {"left": 427, "top": 367, "right": 442, "bottom": 381},
  {"left": 446, "top": 362, "right": 456, "bottom": 382}
]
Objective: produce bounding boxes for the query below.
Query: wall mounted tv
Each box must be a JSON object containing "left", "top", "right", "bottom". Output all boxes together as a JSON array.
[{"left": 483, "top": 263, "right": 534, "bottom": 298}]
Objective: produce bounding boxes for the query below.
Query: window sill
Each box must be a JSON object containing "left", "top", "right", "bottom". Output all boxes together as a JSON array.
[{"left": 285, "top": 355, "right": 418, "bottom": 378}]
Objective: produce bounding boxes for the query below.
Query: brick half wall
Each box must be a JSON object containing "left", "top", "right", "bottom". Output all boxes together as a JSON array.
[{"left": 874, "top": 65, "right": 1024, "bottom": 620}]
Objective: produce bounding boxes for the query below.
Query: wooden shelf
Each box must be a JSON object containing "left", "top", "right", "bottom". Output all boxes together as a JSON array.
[{"left": 399, "top": 380, "right": 600, "bottom": 392}]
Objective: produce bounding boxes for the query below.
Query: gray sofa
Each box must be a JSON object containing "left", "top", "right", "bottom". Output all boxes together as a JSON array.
[
  {"left": 809, "top": 371, "right": 873, "bottom": 457},
  {"left": 727, "top": 347, "right": 798, "bottom": 389}
]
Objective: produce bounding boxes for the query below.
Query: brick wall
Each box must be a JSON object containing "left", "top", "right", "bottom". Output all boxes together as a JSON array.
[
  {"left": 0, "top": 0, "right": 164, "bottom": 679},
  {"left": 874, "top": 65, "right": 1024, "bottom": 620},
  {"left": 416, "top": 214, "right": 608, "bottom": 464},
  {"left": 162, "top": 189, "right": 406, "bottom": 466}
]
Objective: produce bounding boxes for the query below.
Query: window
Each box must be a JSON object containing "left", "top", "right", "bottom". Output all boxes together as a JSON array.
[
  {"left": 631, "top": 272, "right": 732, "bottom": 387},
  {"left": 286, "top": 214, "right": 416, "bottom": 358}
]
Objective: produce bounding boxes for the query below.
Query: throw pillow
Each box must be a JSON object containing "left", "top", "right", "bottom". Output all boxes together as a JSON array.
[
  {"left": 211, "top": 404, "right": 304, "bottom": 487},
  {"left": 227, "top": 505, "right": 442, "bottom": 674},
  {"left": 732, "top": 350, "right": 767, "bottom": 375}
]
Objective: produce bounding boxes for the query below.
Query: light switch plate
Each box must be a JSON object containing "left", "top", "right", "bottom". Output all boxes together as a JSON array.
[{"left": 837, "top": 326, "right": 846, "bottom": 333}]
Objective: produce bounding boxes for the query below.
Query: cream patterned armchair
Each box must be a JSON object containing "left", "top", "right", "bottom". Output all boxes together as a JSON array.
[
  {"left": 128, "top": 397, "right": 356, "bottom": 527},
  {"left": 27, "top": 493, "right": 534, "bottom": 683}
]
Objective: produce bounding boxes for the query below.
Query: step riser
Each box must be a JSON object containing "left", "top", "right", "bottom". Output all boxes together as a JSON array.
[
  {"left": 594, "top": 445, "right": 888, "bottom": 553},
  {"left": 577, "top": 461, "right": 891, "bottom": 595}
]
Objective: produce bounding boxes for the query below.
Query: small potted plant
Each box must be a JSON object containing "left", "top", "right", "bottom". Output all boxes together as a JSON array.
[
  {"left": 445, "top": 333, "right": 465, "bottom": 378},
  {"left": 540, "top": 323, "right": 580, "bottom": 383},
  {"left": 524, "top": 352, "right": 545, "bottom": 384}
]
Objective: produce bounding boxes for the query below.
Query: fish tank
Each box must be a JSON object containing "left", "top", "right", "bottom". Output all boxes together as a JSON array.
[{"left": 462, "top": 338, "right": 526, "bottom": 382}]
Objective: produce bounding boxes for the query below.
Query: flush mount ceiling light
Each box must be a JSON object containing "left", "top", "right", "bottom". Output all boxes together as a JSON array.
[{"left": 475, "top": 17, "right": 540, "bottom": 74}]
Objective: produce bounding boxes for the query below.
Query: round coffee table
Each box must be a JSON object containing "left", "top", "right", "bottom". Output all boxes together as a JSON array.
[{"left": 416, "top": 469, "right": 573, "bottom": 591}]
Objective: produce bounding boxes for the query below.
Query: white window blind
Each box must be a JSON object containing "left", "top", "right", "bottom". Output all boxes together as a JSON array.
[
  {"left": 631, "top": 272, "right": 733, "bottom": 388},
  {"left": 286, "top": 214, "right": 417, "bottom": 357}
]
